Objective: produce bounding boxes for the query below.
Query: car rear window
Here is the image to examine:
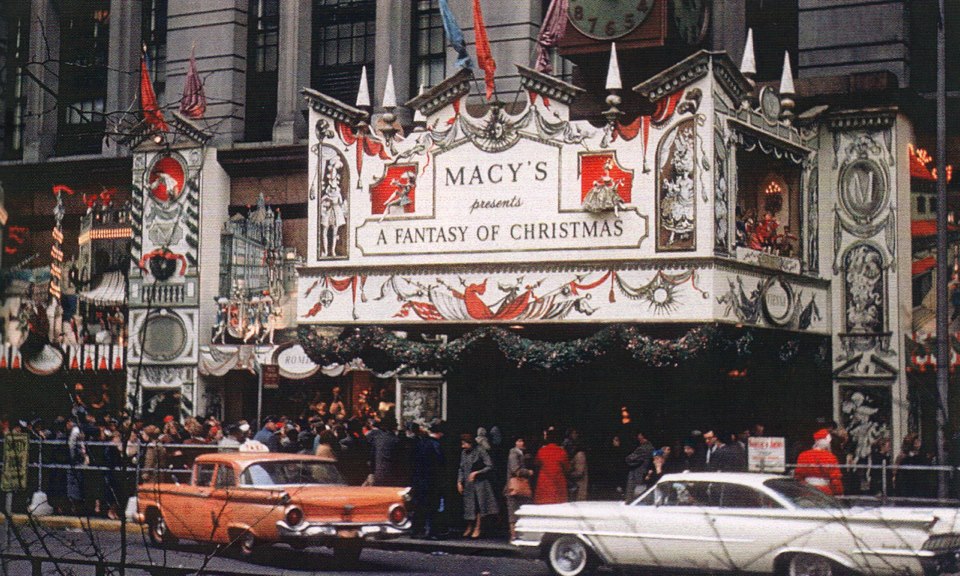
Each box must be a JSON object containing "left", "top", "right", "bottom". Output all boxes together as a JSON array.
[{"left": 240, "top": 460, "right": 346, "bottom": 486}]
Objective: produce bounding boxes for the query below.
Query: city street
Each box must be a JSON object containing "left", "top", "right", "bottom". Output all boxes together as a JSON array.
[{"left": 0, "top": 526, "right": 551, "bottom": 576}]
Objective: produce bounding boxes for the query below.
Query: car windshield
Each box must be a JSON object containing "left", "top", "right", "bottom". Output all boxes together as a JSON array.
[
  {"left": 764, "top": 478, "right": 843, "bottom": 509},
  {"left": 240, "top": 460, "right": 346, "bottom": 486}
]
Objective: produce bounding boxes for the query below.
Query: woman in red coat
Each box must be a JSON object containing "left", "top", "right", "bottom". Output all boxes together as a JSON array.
[{"left": 534, "top": 427, "right": 570, "bottom": 504}]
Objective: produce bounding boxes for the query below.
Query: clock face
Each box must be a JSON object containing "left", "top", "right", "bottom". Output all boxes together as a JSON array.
[{"left": 568, "top": 0, "right": 655, "bottom": 40}]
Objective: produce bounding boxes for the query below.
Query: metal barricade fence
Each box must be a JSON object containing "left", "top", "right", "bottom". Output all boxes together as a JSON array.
[{"left": 0, "top": 437, "right": 239, "bottom": 503}]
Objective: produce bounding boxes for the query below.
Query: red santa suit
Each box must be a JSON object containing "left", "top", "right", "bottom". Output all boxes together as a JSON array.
[{"left": 794, "top": 429, "right": 844, "bottom": 496}]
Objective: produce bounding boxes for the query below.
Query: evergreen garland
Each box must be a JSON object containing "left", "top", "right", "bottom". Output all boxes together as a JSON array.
[{"left": 298, "top": 324, "right": 722, "bottom": 373}]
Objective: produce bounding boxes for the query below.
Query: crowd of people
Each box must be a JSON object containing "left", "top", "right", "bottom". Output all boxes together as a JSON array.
[{"left": 0, "top": 393, "right": 946, "bottom": 540}]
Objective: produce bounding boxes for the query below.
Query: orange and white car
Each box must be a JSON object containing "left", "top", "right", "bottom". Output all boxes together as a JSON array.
[{"left": 136, "top": 452, "right": 410, "bottom": 563}]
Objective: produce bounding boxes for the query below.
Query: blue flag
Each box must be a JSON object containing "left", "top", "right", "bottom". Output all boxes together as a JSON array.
[{"left": 439, "top": 0, "right": 472, "bottom": 70}]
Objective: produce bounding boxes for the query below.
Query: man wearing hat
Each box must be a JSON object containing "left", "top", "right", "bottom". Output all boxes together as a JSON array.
[{"left": 794, "top": 428, "right": 844, "bottom": 496}]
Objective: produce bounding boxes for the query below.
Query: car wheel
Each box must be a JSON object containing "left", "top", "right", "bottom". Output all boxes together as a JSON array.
[
  {"left": 237, "top": 530, "right": 257, "bottom": 558},
  {"left": 547, "top": 535, "right": 594, "bottom": 576},
  {"left": 788, "top": 553, "right": 835, "bottom": 576},
  {"left": 147, "top": 510, "right": 175, "bottom": 547},
  {"left": 333, "top": 541, "right": 363, "bottom": 566}
]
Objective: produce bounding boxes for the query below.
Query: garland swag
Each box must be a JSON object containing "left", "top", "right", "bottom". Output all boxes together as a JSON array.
[{"left": 298, "top": 324, "right": 722, "bottom": 373}]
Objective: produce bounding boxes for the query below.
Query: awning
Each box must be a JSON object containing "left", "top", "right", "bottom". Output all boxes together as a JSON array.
[{"left": 79, "top": 270, "right": 127, "bottom": 306}]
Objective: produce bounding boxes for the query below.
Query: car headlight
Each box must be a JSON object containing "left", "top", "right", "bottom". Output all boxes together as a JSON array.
[
  {"left": 285, "top": 506, "right": 304, "bottom": 527},
  {"left": 388, "top": 504, "right": 407, "bottom": 526}
]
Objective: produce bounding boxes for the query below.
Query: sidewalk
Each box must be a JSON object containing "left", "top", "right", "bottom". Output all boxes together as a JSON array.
[{"left": 0, "top": 514, "right": 520, "bottom": 558}]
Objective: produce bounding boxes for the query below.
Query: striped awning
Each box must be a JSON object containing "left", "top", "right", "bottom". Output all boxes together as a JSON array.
[{"left": 79, "top": 270, "right": 127, "bottom": 306}]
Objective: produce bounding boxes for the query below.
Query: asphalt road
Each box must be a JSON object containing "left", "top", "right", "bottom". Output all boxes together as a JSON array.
[{"left": 0, "top": 525, "right": 553, "bottom": 576}]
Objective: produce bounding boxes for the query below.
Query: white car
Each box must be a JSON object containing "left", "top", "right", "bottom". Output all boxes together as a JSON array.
[{"left": 513, "top": 472, "right": 960, "bottom": 576}]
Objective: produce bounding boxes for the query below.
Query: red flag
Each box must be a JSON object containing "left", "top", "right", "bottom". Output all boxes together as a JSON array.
[
  {"left": 472, "top": 0, "right": 496, "bottom": 100},
  {"left": 140, "top": 52, "right": 168, "bottom": 131},
  {"left": 179, "top": 46, "right": 206, "bottom": 119}
]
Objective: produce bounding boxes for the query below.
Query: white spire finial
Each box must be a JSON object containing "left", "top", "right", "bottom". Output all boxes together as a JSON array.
[
  {"left": 740, "top": 29, "right": 756, "bottom": 77},
  {"left": 414, "top": 84, "right": 426, "bottom": 124},
  {"left": 780, "top": 51, "right": 795, "bottom": 95},
  {"left": 356, "top": 65, "right": 371, "bottom": 108},
  {"left": 382, "top": 64, "right": 397, "bottom": 109},
  {"left": 605, "top": 42, "right": 622, "bottom": 91}
]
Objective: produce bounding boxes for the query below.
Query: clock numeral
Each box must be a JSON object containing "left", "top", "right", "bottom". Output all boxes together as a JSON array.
[
  {"left": 573, "top": 5, "right": 583, "bottom": 20},
  {"left": 625, "top": 12, "right": 635, "bottom": 28},
  {"left": 638, "top": 0, "right": 649, "bottom": 11},
  {"left": 587, "top": 17, "right": 597, "bottom": 33},
  {"left": 605, "top": 20, "right": 617, "bottom": 36}
]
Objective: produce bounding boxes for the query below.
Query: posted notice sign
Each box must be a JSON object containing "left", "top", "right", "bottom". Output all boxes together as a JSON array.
[{"left": 748, "top": 437, "right": 786, "bottom": 473}]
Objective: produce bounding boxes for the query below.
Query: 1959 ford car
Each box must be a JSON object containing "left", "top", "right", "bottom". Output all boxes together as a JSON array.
[
  {"left": 514, "top": 472, "right": 960, "bottom": 576},
  {"left": 136, "top": 452, "right": 410, "bottom": 564}
]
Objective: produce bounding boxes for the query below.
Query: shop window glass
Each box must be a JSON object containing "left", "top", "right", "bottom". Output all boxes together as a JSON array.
[{"left": 734, "top": 136, "right": 803, "bottom": 260}]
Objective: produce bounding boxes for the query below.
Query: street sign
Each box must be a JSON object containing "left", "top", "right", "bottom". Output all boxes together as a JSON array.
[
  {"left": 1, "top": 432, "right": 29, "bottom": 492},
  {"left": 748, "top": 436, "right": 786, "bottom": 473},
  {"left": 262, "top": 363, "right": 280, "bottom": 390}
]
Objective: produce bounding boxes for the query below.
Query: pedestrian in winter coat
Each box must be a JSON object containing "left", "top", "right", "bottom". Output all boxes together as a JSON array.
[
  {"left": 534, "top": 427, "right": 570, "bottom": 504},
  {"left": 366, "top": 418, "right": 401, "bottom": 485},
  {"left": 411, "top": 425, "right": 445, "bottom": 537},
  {"left": 624, "top": 431, "right": 654, "bottom": 502},
  {"left": 895, "top": 432, "right": 933, "bottom": 498},
  {"left": 66, "top": 419, "right": 87, "bottom": 512},
  {"left": 567, "top": 441, "right": 589, "bottom": 501},
  {"left": 505, "top": 436, "right": 534, "bottom": 540},
  {"left": 457, "top": 434, "right": 498, "bottom": 539}
]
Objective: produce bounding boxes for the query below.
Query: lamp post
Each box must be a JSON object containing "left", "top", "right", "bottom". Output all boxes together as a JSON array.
[{"left": 935, "top": 0, "right": 949, "bottom": 500}]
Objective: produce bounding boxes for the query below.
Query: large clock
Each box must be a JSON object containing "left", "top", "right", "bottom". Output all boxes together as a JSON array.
[{"left": 568, "top": 0, "right": 655, "bottom": 40}]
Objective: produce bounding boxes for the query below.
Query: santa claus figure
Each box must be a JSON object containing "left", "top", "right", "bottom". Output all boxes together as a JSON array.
[{"left": 794, "top": 428, "right": 844, "bottom": 496}]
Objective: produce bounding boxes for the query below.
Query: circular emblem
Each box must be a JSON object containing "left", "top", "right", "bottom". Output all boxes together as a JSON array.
[
  {"left": 141, "top": 311, "right": 188, "bottom": 362},
  {"left": 568, "top": 0, "right": 653, "bottom": 40},
  {"left": 759, "top": 87, "right": 782, "bottom": 123},
  {"left": 839, "top": 160, "right": 886, "bottom": 222},
  {"left": 762, "top": 277, "right": 795, "bottom": 326},
  {"left": 148, "top": 155, "right": 187, "bottom": 203}
]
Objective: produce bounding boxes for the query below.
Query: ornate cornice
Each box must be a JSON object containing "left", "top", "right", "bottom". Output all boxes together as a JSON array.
[
  {"left": 711, "top": 54, "right": 752, "bottom": 105},
  {"left": 827, "top": 108, "right": 898, "bottom": 131},
  {"left": 633, "top": 50, "right": 712, "bottom": 102},
  {"left": 302, "top": 88, "right": 367, "bottom": 125},
  {"left": 405, "top": 68, "right": 473, "bottom": 117},
  {"left": 516, "top": 64, "right": 585, "bottom": 105}
]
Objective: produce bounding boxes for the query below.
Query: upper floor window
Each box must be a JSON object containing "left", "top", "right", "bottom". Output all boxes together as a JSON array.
[
  {"left": 0, "top": 1, "right": 29, "bottom": 160},
  {"left": 311, "top": 0, "right": 375, "bottom": 105},
  {"left": 412, "top": 0, "right": 445, "bottom": 94},
  {"left": 244, "top": 0, "right": 279, "bottom": 142},
  {"left": 57, "top": 1, "right": 110, "bottom": 156},
  {"left": 142, "top": 0, "right": 168, "bottom": 98},
  {"left": 745, "top": 0, "right": 797, "bottom": 82}
]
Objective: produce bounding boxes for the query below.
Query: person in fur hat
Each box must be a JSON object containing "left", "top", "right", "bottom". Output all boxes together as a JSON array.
[{"left": 794, "top": 428, "right": 844, "bottom": 496}]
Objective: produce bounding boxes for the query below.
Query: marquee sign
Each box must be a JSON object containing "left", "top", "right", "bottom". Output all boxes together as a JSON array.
[{"left": 355, "top": 140, "right": 647, "bottom": 256}]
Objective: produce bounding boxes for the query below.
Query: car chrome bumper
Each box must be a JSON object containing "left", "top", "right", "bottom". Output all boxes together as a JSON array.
[{"left": 276, "top": 520, "right": 411, "bottom": 542}]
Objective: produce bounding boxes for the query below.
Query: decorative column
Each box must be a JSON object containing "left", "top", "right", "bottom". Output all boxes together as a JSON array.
[
  {"left": 272, "top": 0, "right": 310, "bottom": 143},
  {"left": 104, "top": 0, "right": 142, "bottom": 155},
  {"left": 22, "top": 0, "right": 59, "bottom": 162}
]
